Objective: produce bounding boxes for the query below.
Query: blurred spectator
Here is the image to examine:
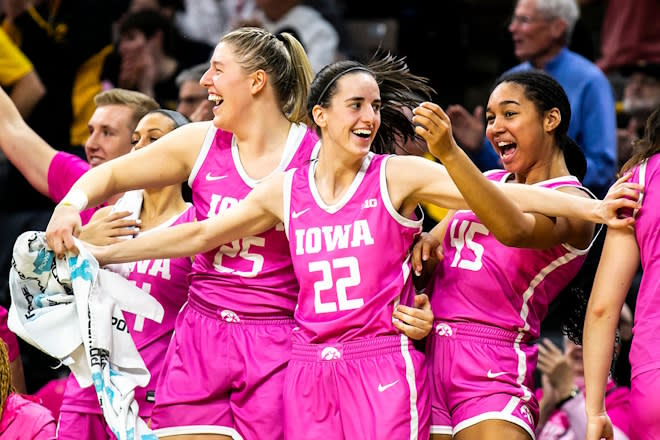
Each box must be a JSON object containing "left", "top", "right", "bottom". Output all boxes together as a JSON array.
[
  {"left": 535, "top": 302, "right": 633, "bottom": 440},
  {"left": 579, "top": 0, "right": 660, "bottom": 75},
  {"left": 0, "top": 27, "right": 45, "bottom": 119},
  {"left": 535, "top": 336, "right": 630, "bottom": 440},
  {"left": 174, "top": 0, "right": 249, "bottom": 46},
  {"left": 0, "top": 340, "right": 56, "bottom": 439},
  {"left": 2, "top": 0, "right": 127, "bottom": 151},
  {"left": 617, "top": 62, "right": 660, "bottom": 169},
  {"left": 0, "top": 306, "right": 25, "bottom": 394},
  {"left": 234, "top": 0, "right": 339, "bottom": 73},
  {"left": 447, "top": 0, "right": 617, "bottom": 198},
  {"left": 175, "top": 62, "right": 213, "bottom": 121},
  {"left": 102, "top": 8, "right": 213, "bottom": 109}
]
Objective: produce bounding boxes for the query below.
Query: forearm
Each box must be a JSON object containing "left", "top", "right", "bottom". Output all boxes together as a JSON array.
[
  {"left": 501, "top": 183, "right": 601, "bottom": 222},
  {"left": 10, "top": 70, "right": 46, "bottom": 118},
  {"left": 583, "top": 229, "right": 637, "bottom": 416},
  {"left": 102, "top": 221, "right": 210, "bottom": 264},
  {"left": 434, "top": 144, "right": 531, "bottom": 241},
  {"left": 0, "top": 86, "right": 54, "bottom": 196},
  {"left": 583, "top": 310, "right": 617, "bottom": 416}
]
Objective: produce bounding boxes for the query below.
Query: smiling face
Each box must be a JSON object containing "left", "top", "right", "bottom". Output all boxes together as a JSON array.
[
  {"left": 84, "top": 105, "right": 136, "bottom": 167},
  {"left": 199, "top": 42, "right": 254, "bottom": 130},
  {"left": 131, "top": 112, "right": 177, "bottom": 151},
  {"left": 314, "top": 72, "right": 381, "bottom": 159},
  {"left": 508, "top": 0, "right": 564, "bottom": 65},
  {"left": 485, "top": 81, "right": 555, "bottom": 175}
]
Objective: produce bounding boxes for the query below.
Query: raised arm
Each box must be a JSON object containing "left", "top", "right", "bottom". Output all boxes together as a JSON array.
[
  {"left": 583, "top": 227, "right": 639, "bottom": 440},
  {"left": 0, "top": 83, "right": 56, "bottom": 196},
  {"left": 46, "top": 122, "right": 210, "bottom": 253},
  {"left": 91, "top": 172, "right": 285, "bottom": 265},
  {"left": 407, "top": 102, "right": 639, "bottom": 239}
]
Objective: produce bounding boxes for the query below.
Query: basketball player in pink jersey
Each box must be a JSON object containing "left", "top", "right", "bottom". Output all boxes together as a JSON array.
[
  {"left": 584, "top": 106, "right": 660, "bottom": 440},
  {"left": 56, "top": 109, "right": 194, "bottom": 440},
  {"left": 49, "top": 55, "right": 639, "bottom": 438},
  {"left": 413, "top": 71, "right": 621, "bottom": 440}
]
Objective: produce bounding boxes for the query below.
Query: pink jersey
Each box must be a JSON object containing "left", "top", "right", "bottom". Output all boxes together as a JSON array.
[
  {"left": 430, "top": 170, "right": 594, "bottom": 340},
  {"left": 188, "top": 123, "right": 319, "bottom": 317},
  {"left": 0, "top": 393, "right": 56, "bottom": 439},
  {"left": 627, "top": 154, "right": 660, "bottom": 378},
  {"left": 59, "top": 205, "right": 195, "bottom": 416},
  {"left": 284, "top": 154, "right": 422, "bottom": 343},
  {"left": 47, "top": 151, "right": 99, "bottom": 225}
]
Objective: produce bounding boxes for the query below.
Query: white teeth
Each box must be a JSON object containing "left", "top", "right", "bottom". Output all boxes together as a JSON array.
[
  {"left": 208, "top": 94, "right": 222, "bottom": 105},
  {"left": 498, "top": 141, "right": 511, "bottom": 147},
  {"left": 353, "top": 129, "right": 371, "bottom": 135}
]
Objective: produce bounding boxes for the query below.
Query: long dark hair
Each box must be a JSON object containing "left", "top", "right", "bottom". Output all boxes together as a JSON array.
[
  {"left": 492, "top": 71, "right": 587, "bottom": 181},
  {"left": 307, "top": 52, "right": 434, "bottom": 154}
]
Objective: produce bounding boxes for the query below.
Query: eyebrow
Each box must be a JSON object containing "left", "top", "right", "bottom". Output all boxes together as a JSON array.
[{"left": 486, "top": 100, "right": 521, "bottom": 112}]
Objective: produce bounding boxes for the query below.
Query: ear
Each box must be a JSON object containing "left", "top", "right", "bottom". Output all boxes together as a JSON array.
[
  {"left": 544, "top": 107, "right": 561, "bottom": 133},
  {"left": 549, "top": 18, "right": 568, "bottom": 42},
  {"left": 249, "top": 70, "right": 267, "bottom": 95},
  {"left": 312, "top": 104, "right": 327, "bottom": 129}
]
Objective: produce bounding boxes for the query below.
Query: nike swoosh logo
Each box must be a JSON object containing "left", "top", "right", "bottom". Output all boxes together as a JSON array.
[
  {"left": 487, "top": 370, "right": 507, "bottom": 379},
  {"left": 291, "top": 208, "right": 310, "bottom": 219},
  {"left": 206, "top": 172, "right": 227, "bottom": 181},
  {"left": 378, "top": 380, "right": 399, "bottom": 392}
]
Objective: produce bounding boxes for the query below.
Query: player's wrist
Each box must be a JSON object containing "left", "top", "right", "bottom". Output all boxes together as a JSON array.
[{"left": 59, "top": 188, "right": 88, "bottom": 212}]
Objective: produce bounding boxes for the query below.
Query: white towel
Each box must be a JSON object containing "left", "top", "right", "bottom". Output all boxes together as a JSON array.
[{"left": 8, "top": 231, "right": 161, "bottom": 440}]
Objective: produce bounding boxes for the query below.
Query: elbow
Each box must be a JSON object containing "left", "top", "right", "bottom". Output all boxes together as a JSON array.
[{"left": 492, "top": 226, "right": 529, "bottom": 247}]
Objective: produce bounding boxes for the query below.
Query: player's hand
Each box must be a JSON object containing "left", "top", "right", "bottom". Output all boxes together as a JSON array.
[
  {"left": 393, "top": 293, "right": 433, "bottom": 340},
  {"left": 412, "top": 102, "right": 460, "bottom": 162},
  {"left": 586, "top": 413, "right": 614, "bottom": 440},
  {"left": 411, "top": 232, "right": 442, "bottom": 277},
  {"left": 596, "top": 172, "right": 643, "bottom": 228},
  {"left": 45, "top": 204, "right": 83, "bottom": 257},
  {"left": 79, "top": 211, "right": 140, "bottom": 246}
]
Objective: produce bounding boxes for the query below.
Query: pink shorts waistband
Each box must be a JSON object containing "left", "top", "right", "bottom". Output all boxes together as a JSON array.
[
  {"left": 432, "top": 320, "right": 532, "bottom": 346},
  {"left": 187, "top": 294, "right": 295, "bottom": 325},
  {"left": 291, "top": 335, "right": 414, "bottom": 361}
]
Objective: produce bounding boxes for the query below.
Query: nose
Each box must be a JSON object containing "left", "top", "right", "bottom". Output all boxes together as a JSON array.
[
  {"left": 200, "top": 68, "right": 212, "bottom": 87},
  {"left": 85, "top": 131, "right": 100, "bottom": 150}
]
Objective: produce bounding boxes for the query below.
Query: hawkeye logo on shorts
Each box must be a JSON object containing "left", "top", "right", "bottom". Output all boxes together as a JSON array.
[
  {"left": 435, "top": 323, "right": 453, "bottom": 337},
  {"left": 320, "top": 347, "right": 342, "bottom": 360},
  {"left": 519, "top": 404, "right": 533, "bottom": 425},
  {"left": 220, "top": 310, "right": 240, "bottom": 323}
]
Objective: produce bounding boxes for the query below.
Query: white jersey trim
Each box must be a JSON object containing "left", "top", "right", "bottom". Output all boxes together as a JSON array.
[
  {"left": 380, "top": 156, "right": 424, "bottom": 230},
  {"left": 188, "top": 124, "right": 217, "bottom": 188},
  {"left": 282, "top": 168, "right": 296, "bottom": 241},
  {"left": 635, "top": 159, "right": 648, "bottom": 219},
  {"left": 430, "top": 425, "right": 453, "bottom": 435},
  {"left": 231, "top": 122, "right": 308, "bottom": 187},
  {"left": 400, "top": 334, "right": 420, "bottom": 440},
  {"left": 309, "top": 153, "right": 373, "bottom": 213},
  {"left": 153, "top": 425, "right": 244, "bottom": 439}
]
